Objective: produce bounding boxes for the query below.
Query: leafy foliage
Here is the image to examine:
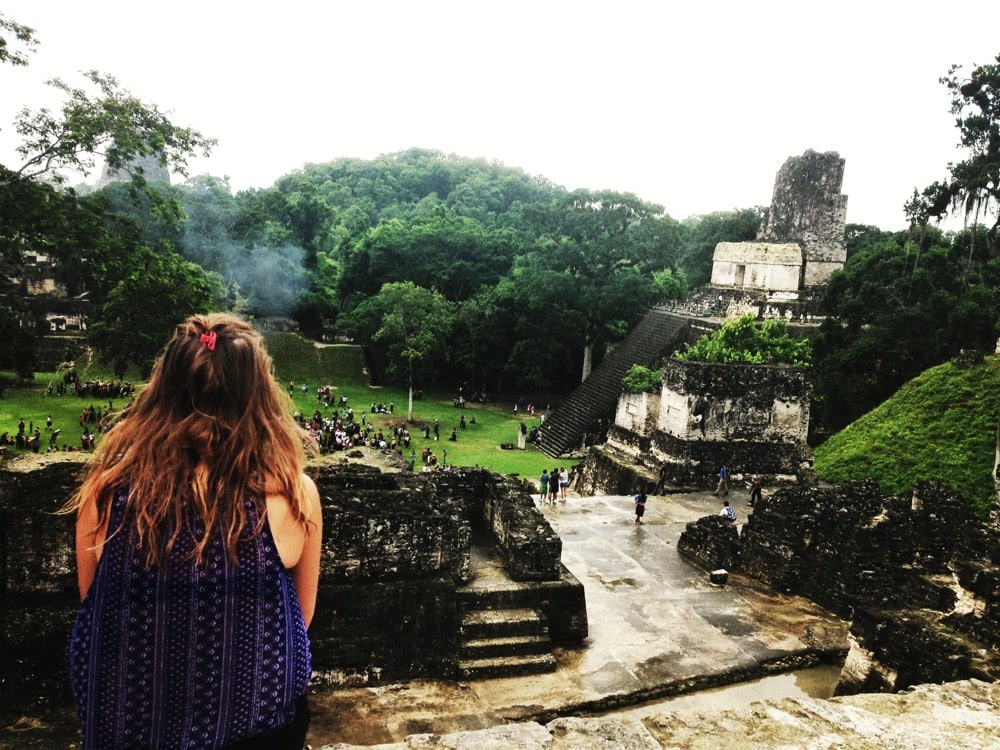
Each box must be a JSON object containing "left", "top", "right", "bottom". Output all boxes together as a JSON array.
[
  {"left": 2, "top": 15, "right": 218, "bottom": 379},
  {"left": 622, "top": 364, "right": 662, "bottom": 393},
  {"left": 914, "top": 53, "right": 1000, "bottom": 256},
  {"left": 814, "top": 355, "right": 1000, "bottom": 519},
  {"left": 813, "top": 227, "right": 1000, "bottom": 431},
  {"left": 341, "top": 282, "right": 454, "bottom": 419},
  {"left": 87, "top": 248, "right": 213, "bottom": 378},
  {"left": 675, "top": 315, "right": 812, "bottom": 366},
  {"left": 0, "top": 13, "right": 37, "bottom": 67},
  {"left": 8, "top": 70, "right": 215, "bottom": 185}
]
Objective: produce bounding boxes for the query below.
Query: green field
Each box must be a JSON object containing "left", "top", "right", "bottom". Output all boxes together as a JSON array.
[{"left": 0, "top": 334, "right": 555, "bottom": 482}]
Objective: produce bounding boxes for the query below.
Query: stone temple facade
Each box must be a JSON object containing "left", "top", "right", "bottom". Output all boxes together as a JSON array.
[
  {"left": 579, "top": 358, "right": 814, "bottom": 494},
  {"left": 711, "top": 149, "right": 848, "bottom": 293}
]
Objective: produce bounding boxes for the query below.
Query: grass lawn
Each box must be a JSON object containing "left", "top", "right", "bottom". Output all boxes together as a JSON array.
[
  {"left": 1, "top": 333, "right": 559, "bottom": 483},
  {"left": 0, "top": 362, "right": 135, "bottom": 452},
  {"left": 268, "top": 333, "right": 556, "bottom": 480}
]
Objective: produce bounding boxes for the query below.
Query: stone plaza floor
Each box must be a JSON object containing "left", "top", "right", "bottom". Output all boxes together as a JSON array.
[{"left": 307, "top": 489, "right": 850, "bottom": 747}]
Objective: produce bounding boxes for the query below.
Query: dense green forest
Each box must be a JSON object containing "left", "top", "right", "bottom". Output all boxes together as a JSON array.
[{"left": 2, "top": 12, "right": 999, "bottom": 436}]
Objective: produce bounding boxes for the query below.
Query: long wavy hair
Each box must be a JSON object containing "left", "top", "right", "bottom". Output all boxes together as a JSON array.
[{"left": 69, "top": 313, "right": 313, "bottom": 565}]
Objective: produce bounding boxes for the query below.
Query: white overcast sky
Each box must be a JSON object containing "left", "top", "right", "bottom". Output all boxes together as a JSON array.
[{"left": 2, "top": 1, "right": 999, "bottom": 230}]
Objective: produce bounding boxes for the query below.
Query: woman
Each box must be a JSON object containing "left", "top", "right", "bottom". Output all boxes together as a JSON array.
[{"left": 65, "top": 313, "right": 322, "bottom": 749}]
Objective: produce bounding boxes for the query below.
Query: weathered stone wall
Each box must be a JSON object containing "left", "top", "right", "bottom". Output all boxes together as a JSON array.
[
  {"left": 677, "top": 479, "right": 1000, "bottom": 693},
  {"left": 756, "top": 149, "right": 848, "bottom": 287},
  {"left": 596, "top": 359, "right": 814, "bottom": 490},
  {"left": 709, "top": 241, "right": 802, "bottom": 292},
  {"left": 676, "top": 515, "right": 740, "bottom": 570},
  {"left": 0, "top": 455, "right": 583, "bottom": 696},
  {"left": 613, "top": 391, "right": 660, "bottom": 436},
  {"left": 478, "top": 473, "right": 563, "bottom": 581},
  {"left": 659, "top": 359, "right": 810, "bottom": 445},
  {"left": 573, "top": 444, "right": 657, "bottom": 497},
  {"left": 312, "top": 463, "right": 472, "bottom": 584}
]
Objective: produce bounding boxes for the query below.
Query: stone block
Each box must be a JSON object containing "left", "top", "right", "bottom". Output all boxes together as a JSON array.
[{"left": 709, "top": 569, "right": 728, "bottom": 585}]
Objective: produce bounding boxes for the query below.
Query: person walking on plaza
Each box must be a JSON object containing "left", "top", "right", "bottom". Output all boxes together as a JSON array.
[
  {"left": 65, "top": 313, "right": 322, "bottom": 750},
  {"left": 749, "top": 472, "right": 763, "bottom": 507},
  {"left": 634, "top": 487, "right": 648, "bottom": 524},
  {"left": 715, "top": 463, "right": 729, "bottom": 496},
  {"left": 539, "top": 469, "right": 549, "bottom": 503},
  {"left": 653, "top": 462, "right": 667, "bottom": 495}
]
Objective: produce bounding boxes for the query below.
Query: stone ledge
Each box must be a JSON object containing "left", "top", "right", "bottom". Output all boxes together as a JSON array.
[{"left": 319, "top": 678, "right": 1000, "bottom": 749}]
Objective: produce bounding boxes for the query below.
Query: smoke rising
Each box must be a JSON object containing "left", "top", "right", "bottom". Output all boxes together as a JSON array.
[{"left": 181, "top": 230, "right": 309, "bottom": 319}]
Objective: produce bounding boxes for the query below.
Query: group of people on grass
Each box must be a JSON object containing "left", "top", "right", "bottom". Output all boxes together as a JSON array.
[{"left": 2, "top": 409, "right": 105, "bottom": 455}]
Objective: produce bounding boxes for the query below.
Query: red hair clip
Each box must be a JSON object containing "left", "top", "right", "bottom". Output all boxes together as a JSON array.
[{"left": 199, "top": 331, "right": 217, "bottom": 351}]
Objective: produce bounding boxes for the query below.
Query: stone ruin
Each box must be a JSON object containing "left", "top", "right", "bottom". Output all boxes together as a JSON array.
[
  {"left": 756, "top": 149, "right": 849, "bottom": 287},
  {"left": 576, "top": 357, "right": 813, "bottom": 495},
  {"left": 96, "top": 154, "right": 171, "bottom": 188},
  {"left": 677, "top": 479, "right": 1000, "bottom": 693},
  {"left": 0, "top": 454, "right": 588, "bottom": 713},
  {"left": 709, "top": 149, "right": 848, "bottom": 319}
]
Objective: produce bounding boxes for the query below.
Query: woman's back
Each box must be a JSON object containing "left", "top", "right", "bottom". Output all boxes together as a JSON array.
[
  {"left": 67, "top": 314, "right": 321, "bottom": 749},
  {"left": 68, "top": 487, "right": 311, "bottom": 749}
]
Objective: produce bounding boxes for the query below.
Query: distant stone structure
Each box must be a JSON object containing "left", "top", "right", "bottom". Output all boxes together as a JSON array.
[
  {"left": 96, "top": 153, "right": 171, "bottom": 187},
  {"left": 577, "top": 358, "right": 814, "bottom": 494},
  {"left": 710, "top": 149, "right": 848, "bottom": 303}
]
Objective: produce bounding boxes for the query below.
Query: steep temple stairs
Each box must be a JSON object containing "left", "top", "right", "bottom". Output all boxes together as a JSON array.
[{"left": 538, "top": 308, "right": 689, "bottom": 458}]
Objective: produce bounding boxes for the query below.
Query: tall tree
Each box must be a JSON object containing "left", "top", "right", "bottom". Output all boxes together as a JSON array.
[
  {"left": 916, "top": 53, "right": 1000, "bottom": 258},
  {"left": 517, "top": 190, "right": 678, "bottom": 382},
  {"left": 1, "top": 15, "right": 216, "bottom": 377},
  {"left": 344, "top": 282, "right": 454, "bottom": 421},
  {"left": 7, "top": 70, "right": 214, "bottom": 187},
  {"left": 87, "top": 247, "right": 213, "bottom": 378}
]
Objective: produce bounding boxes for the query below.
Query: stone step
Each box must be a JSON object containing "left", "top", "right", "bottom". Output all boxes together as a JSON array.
[
  {"left": 457, "top": 586, "right": 554, "bottom": 611},
  {"left": 457, "top": 652, "right": 558, "bottom": 680},
  {"left": 461, "top": 607, "right": 548, "bottom": 639},
  {"left": 460, "top": 634, "right": 553, "bottom": 660}
]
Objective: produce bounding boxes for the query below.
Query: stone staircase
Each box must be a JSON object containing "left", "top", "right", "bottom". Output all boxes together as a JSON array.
[
  {"left": 455, "top": 533, "right": 559, "bottom": 679},
  {"left": 538, "top": 308, "right": 690, "bottom": 457},
  {"left": 456, "top": 600, "right": 556, "bottom": 679}
]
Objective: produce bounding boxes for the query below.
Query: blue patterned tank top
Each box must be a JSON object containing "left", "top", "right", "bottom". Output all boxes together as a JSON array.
[{"left": 66, "top": 486, "right": 312, "bottom": 749}]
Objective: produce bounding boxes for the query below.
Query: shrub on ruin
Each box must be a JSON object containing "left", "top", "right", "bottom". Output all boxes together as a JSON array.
[{"left": 674, "top": 314, "right": 812, "bottom": 366}]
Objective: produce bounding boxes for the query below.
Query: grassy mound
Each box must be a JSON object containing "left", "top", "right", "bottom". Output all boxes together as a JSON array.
[{"left": 814, "top": 354, "right": 1000, "bottom": 518}]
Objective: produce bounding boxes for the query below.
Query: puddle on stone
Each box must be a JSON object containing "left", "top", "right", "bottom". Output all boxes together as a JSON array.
[{"left": 613, "top": 663, "right": 843, "bottom": 719}]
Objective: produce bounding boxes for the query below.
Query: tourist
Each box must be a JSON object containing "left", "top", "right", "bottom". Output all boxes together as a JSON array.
[
  {"left": 634, "top": 487, "right": 647, "bottom": 524},
  {"left": 539, "top": 469, "right": 549, "bottom": 502},
  {"left": 64, "top": 313, "right": 321, "bottom": 749},
  {"left": 719, "top": 499, "right": 737, "bottom": 522},
  {"left": 549, "top": 468, "right": 560, "bottom": 503},
  {"left": 715, "top": 464, "right": 729, "bottom": 496},
  {"left": 653, "top": 462, "right": 668, "bottom": 495},
  {"left": 559, "top": 467, "right": 569, "bottom": 501},
  {"left": 749, "top": 472, "right": 763, "bottom": 507}
]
